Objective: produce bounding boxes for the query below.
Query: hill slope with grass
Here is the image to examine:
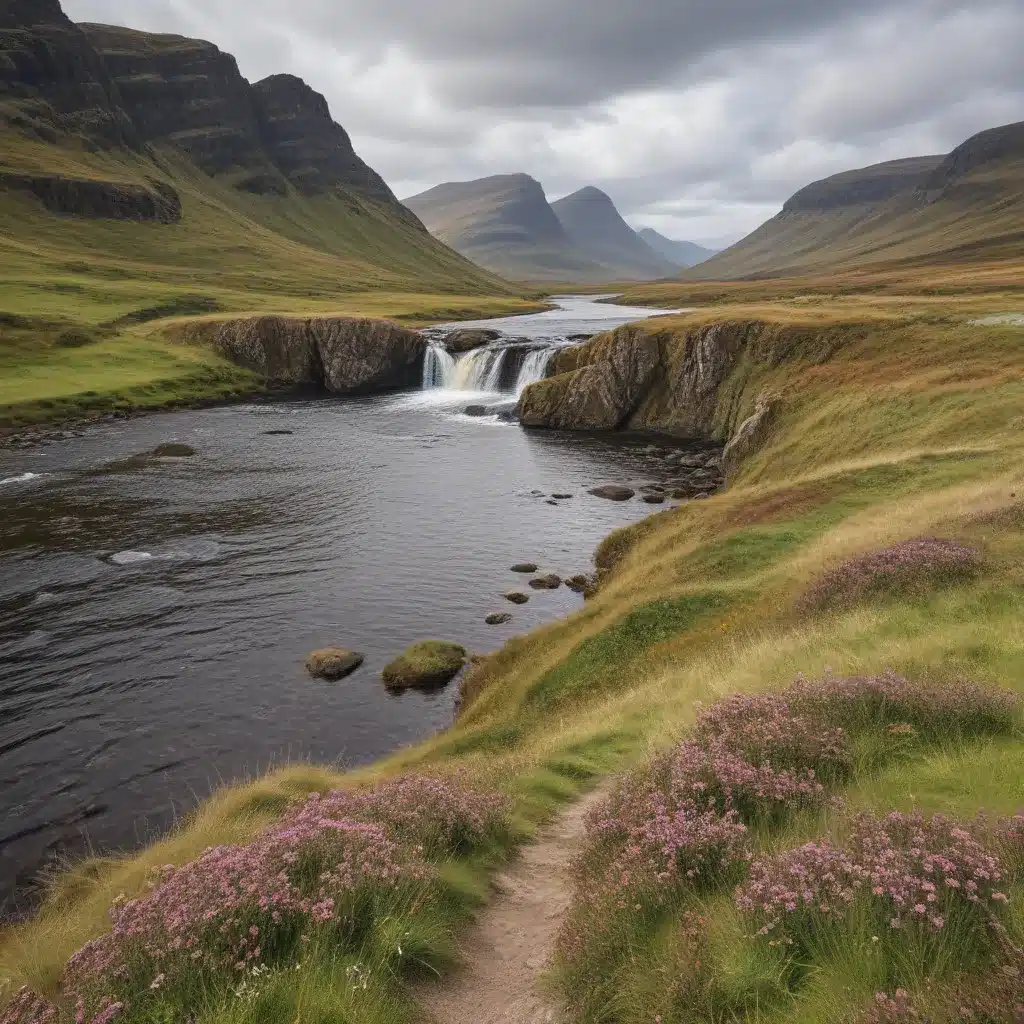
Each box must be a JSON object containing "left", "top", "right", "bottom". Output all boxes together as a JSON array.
[
  {"left": 686, "top": 121, "right": 1024, "bottom": 279},
  {"left": 0, "top": 0, "right": 534, "bottom": 428},
  {"left": 4, "top": 274, "right": 1024, "bottom": 1022}
]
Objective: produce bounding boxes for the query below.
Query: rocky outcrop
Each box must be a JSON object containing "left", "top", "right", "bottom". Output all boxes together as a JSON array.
[
  {"left": 0, "top": 171, "right": 180, "bottom": 221},
  {"left": 250, "top": 74, "right": 397, "bottom": 204},
  {"left": 0, "top": 0, "right": 138, "bottom": 148},
  {"left": 310, "top": 317, "right": 426, "bottom": 392},
  {"left": 723, "top": 394, "right": 779, "bottom": 478},
  {"left": 80, "top": 24, "right": 282, "bottom": 184},
  {"left": 213, "top": 316, "right": 426, "bottom": 394},
  {"left": 519, "top": 325, "right": 660, "bottom": 430},
  {"left": 521, "top": 319, "right": 855, "bottom": 473}
]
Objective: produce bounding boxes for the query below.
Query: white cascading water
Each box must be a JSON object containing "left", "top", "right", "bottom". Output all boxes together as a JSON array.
[
  {"left": 422, "top": 337, "right": 562, "bottom": 394},
  {"left": 423, "top": 343, "right": 457, "bottom": 388},
  {"left": 514, "top": 348, "right": 555, "bottom": 395}
]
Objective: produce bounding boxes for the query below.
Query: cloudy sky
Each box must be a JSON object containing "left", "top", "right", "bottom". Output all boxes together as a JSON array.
[{"left": 64, "top": 0, "right": 1022, "bottom": 247}]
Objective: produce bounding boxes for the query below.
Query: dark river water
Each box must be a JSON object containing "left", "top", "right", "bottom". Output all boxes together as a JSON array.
[{"left": 0, "top": 296, "right": 698, "bottom": 914}]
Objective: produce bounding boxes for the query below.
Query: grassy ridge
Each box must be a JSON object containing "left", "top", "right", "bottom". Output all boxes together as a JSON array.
[{"left": 3, "top": 277, "right": 1024, "bottom": 1020}]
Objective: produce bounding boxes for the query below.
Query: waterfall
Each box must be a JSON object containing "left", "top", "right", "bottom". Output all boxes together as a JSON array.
[
  {"left": 423, "top": 343, "right": 456, "bottom": 388},
  {"left": 515, "top": 348, "right": 555, "bottom": 394},
  {"left": 423, "top": 339, "right": 559, "bottom": 393},
  {"left": 451, "top": 347, "right": 509, "bottom": 391}
]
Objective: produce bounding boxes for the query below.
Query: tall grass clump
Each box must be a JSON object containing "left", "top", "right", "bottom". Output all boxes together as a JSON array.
[
  {"left": 0, "top": 775, "right": 509, "bottom": 1024},
  {"left": 801, "top": 537, "right": 980, "bottom": 611},
  {"left": 554, "top": 674, "right": 1020, "bottom": 1023}
]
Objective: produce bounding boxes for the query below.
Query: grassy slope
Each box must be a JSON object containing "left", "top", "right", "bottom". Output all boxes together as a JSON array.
[
  {"left": 681, "top": 151, "right": 1024, "bottom": 281},
  {"left": 4, "top": 275, "right": 1024, "bottom": 1020},
  {"left": 0, "top": 134, "right": 540, "bottom": 427}
]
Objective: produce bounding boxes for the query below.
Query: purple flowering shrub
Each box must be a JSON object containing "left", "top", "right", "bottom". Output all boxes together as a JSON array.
[
  {"left": 786, "top": 670, "right": 1018, "bottom": 742},
  {"left": 1, "top": 774, "right": 510, "bottom": 1024},
  {"left": 736, "top": 812, "right": 1007, "bottom": 958},
  {"left": 801, "top": 536, "right": 980, "bottom": 611}
]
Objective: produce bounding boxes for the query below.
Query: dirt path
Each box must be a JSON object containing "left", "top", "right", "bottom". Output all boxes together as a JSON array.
[{"left": 417, "top": 788, "right": 605, "bottom": 1024}]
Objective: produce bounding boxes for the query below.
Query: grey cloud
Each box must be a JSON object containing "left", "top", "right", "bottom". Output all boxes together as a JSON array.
[{"left": 61, "top": 0, "right": 1024, "bottom": 244}]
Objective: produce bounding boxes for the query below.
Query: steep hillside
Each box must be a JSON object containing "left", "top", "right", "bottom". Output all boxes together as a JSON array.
[
  {"left": 636, "top": 227, "right": 716, "bottom": 268},
  {"left": 0, "top": 0, "right": 510, "bottom": 312},
  {"left": 688, "top": 122, "right": 1024, "bottom": 279},
  {"left": 403, "top": 173, "right": 611, "bottom": 282},
  {"left": 550, "top": 186, "right": 678, "bottom": 280}
]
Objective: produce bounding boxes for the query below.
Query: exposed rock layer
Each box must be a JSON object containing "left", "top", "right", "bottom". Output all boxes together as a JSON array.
[
  {"left": 0, "top": 171, "right": 181, "bottom": 221},
  {"left": 213, "top": 316, "right": 426, "bottom": 394}
]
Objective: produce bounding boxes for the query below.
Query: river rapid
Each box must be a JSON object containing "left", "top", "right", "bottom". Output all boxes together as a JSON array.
[{"left": 0, "top": 295, "right": 703, "bottom": 914}]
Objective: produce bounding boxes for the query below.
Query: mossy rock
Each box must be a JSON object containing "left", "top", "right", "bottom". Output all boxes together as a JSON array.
[
  {"left": 485, "top": 612, "right": 513, "bottom": 625},
  {"left": 511, "top": 562, "right": 538, "bottom": 573},
  {"left": 382, "top": 640, "right": 467, "bottom": 690},
  {"left": 529, "top": 573, "right": 562, "bottom": 590},
  {"left": 505, "top": 591, "right": 530, "bottom": 605},
  {"left": 306, "top": 647, "right": 364, "bottom": 681}
]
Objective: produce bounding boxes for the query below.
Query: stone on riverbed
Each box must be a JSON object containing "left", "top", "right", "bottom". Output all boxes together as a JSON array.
[
  {"left": 529, "top": 573, "right": 562, "bottom": 590},
  {"left": 505, "top": 591, "right": 530, "bottom": 604},
  {"left": 511, "top": 563, "right": 538, "bottom": 573},
  {"left": 306, "top": 647, "right": 365, "bottom": 680},
  {"left": 589, "top": 485, "right": 635, "bottom": 501},
  {"left": 153, "top": 443, "right": 196, "bottom": 458},
  {"left": 642, "top": 493, "right": 665, "bottom": 504},
  {"left": 382, "top": 640, "right": 467, "bottom": 690},
  {"left": 464, "top": 405, "right": 488, "bottom": 417},
  {"left": 485, "top": 612, "right": 513, "bottom": 625}
]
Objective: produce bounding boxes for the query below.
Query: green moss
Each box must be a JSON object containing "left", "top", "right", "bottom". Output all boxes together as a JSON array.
[{"left": 381, "top": 641, "right": 467, "bottom": 690}]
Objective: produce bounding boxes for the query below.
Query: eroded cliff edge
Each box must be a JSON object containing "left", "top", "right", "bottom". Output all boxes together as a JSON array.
[
  {"left": 187, "top": 316, "right": 427, "bottom": 394},
  {"left": 519, "top": 319, "right": 859, "bottom": 474}
]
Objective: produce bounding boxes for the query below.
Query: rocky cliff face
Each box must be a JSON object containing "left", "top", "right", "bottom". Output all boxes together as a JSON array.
[
  {"left": 520, "top": 320, "right": 854, "bottom": 473},
  {"left": 79, "top": 24, "right": 277, "bottom": 185},
  {"left": 781, "top": 156, "right": 943, "bottom": 213},
  {"left": 213, "top": 316, "right": 426, "bottom": 393},
  {"left": 1, "top": 0, "right": 415, "bottom": 214},
  {"left": 0, "top": 0, "right": 137, "bottom": 147},
  {"left": 0, "top": 171, "right": 180, "bottom": 221},
  {"left": 250, "top": 75, "right": 396, "bottom": 203},
  {"left": 917, "top": 121, "right": 1024, "bottom": 194}
]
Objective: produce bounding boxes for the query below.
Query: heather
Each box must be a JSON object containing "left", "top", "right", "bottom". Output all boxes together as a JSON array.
[
  {"left": 0, "top": 774, "right": 510, "bottom": 1024},
  {"left": 801, "top": 537, "right": 980, "bottom": 611},
  {"left": 553, "top": 674, "right": 1022, "bottom": 1022}
]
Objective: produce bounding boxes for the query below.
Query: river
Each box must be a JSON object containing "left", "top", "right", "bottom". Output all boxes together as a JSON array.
[{"left": 0, "top": 295, "right": 700, "bottom": 914}]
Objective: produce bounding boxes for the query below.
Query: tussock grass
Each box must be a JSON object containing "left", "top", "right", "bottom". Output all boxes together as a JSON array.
[{"left": 5, "top": 289, "right": 1024, "bottom": 1021}]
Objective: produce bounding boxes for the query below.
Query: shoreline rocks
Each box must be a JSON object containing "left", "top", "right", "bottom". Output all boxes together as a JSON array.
[
  {"left": 305, "top": 647, "right": 364, "bottom": 680},
  {"left": 511, "top": 563, "right": 538, "bottom": 573},
  {"left": 485, "top": 612, "right": 513, "bottom": 625},
  {"left": 529, "top": 573, "right": 562, "bottom": 590},
  {"left": 589, "top": 485, "right": 635, "bottom": 501},
  {"left": 505, "top": 591, "right": 530, "bottom": 604},
  {"left": 382, "top": 640, "right": 466, "bottom": 690}
]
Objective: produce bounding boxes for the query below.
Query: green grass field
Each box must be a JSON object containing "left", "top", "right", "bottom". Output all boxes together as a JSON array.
[{"left": 4, "top": 271, "right": 1024, "bottom": 1021}]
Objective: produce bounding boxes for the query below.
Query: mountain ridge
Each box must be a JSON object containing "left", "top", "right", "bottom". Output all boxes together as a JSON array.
[
  {"left": 686, "top": 121, "right": 1024, "bottom": 279},
  {"left": 405, "top": 175, "right": 677, "bottom": 283},
  {"left": 636, "top": 228, "right": 716, "bottom": 268}
]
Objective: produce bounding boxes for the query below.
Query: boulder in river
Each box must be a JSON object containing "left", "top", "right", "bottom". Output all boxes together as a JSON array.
[
  {"left": 589, "top": 485, "right": 635, "bottom": 501},
  {"left": 529, "top": 573, "right": 562, "bottom": 590},
  {"left": 464, "top": 405, "right": 488, "bottom": 417},
  {"left": 642, "top": 493, "right": 666, "bottom": 504},
  {"left": 505, "top": 591, "right": 530, "bottom": 604},
  {"left": 382, "top": 640, "right": 467, "bottom": 690},
  {"left": 511, "top": 563, "right": 538, "bottom": 573},
  {"left": 263, "top": 429, "right": 294, "bottom": 436},
  {"left": 552, "top": 492, "right": 573, "bottom": 499},
  {"left": 445, "top": 328, "right": 501, "bottom": 353},
  {"left": 152, "top": 443, "right": 196, "bottom": 458},
  {"left": 485, "top": 612, "right": 513, "bottom": 625},
  {"left": 306, "top": 647, "right": 365, "bottom": 681}
]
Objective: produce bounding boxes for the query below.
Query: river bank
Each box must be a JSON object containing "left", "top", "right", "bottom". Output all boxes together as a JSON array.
[{"left": 3, "top": 288, "right": 1023, "bottom": 1024}]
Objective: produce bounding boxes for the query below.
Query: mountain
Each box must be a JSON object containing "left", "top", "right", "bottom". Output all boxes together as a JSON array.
[
  {"left": 687, "top": 122, "right": 1024, "bottom": 279},
  {"left": 550, "top": 187, "right": 678, "bottom": 280},
  {"left": 0, "top": 0, "right": 508, "bottom": 308},
  {"left": 636, "top": 228, "right": 716, "bottom": 268},
  {"left": 403, "top": 173, "right": 611, "bottom": 282},
  {"left": 405, "top": 176, "right": 676, "bottom": 283}
]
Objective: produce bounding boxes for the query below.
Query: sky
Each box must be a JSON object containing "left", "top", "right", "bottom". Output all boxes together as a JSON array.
[{"left": 63, "top": 0, "right": 1023, "bottom": 247}]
